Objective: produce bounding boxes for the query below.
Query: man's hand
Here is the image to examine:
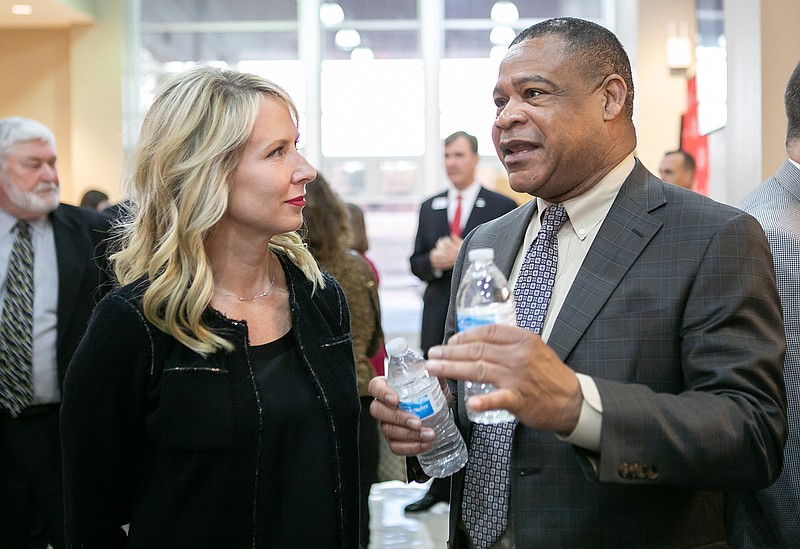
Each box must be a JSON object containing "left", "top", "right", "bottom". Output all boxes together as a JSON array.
[
  {"left": 429, "top": 235, "right": 463, "bottom": 271},
  {"left": 426, "top": 324, "right": 583, "bottom": 433},
  {"left": 368, "top": 377, "right": 436, "bottom": 456}
]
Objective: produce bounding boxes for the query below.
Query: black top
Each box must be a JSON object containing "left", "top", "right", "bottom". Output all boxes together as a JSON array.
[
  {"left": 250, "top": 330, "right": 338, "bottom": 548},
  {"left": 61, "top": 258, "right": 360, "bottom": 548}
]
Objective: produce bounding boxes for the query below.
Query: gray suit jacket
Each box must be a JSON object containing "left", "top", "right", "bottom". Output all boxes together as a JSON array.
[
  {"left": 729, "top": 158, "right": 800, "bottom": 548},
  {"left": 443, "top": 160, "right": 788, "bottom": 548}
]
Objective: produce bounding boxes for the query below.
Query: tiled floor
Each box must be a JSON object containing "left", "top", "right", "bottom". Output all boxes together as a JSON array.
[{"left": 369, "top": 480, "right": 450, "bottom": 548}]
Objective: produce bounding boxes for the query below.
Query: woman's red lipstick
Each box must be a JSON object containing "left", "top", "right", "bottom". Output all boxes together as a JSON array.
[{"left": 286, "top": 195, "right": 306, "bottom": 207}]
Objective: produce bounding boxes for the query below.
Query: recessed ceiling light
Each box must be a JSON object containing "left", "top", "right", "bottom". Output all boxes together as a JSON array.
[
  {"left": 11, "top": 4, "right": 34, "bottom": 16},
  {"left": 320, "top": 3, "right": 345, "bottom": 27},
  {"left": 350, "top": 47, "right": 374, "bottom": 61},
  {"left": 335, "top": 29, "right": 361, "bottom": 50},
  {"left": 490, "top": 26, "right": 516, "bottom": 46},
  {"left": 490, "top": 2, "right": 519, "bottom": 24}
]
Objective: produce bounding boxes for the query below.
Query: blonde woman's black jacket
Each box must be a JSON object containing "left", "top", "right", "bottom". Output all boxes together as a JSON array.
[{"left": 60, "top": 255, "right": 360, "bottom": 548}]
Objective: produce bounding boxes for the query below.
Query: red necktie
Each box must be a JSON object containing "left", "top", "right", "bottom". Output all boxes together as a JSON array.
[{"left": 450, "top": 195, "right": 462, "bottom": 237}]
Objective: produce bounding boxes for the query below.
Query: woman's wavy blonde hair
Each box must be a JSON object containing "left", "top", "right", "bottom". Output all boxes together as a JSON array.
[{"left": 112, "top": 65, "right": 322, "bottom": 356}]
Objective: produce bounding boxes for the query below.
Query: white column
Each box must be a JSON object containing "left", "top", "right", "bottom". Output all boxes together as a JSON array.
[
  {"left": 722, "top": 0, "right": 762, "bottom": 205},
  {"left": 298, "top": 0, "right": 322, "bottom": 169},
  {"left": 420, "top": 0, "right": 444, "bottom": 194}
]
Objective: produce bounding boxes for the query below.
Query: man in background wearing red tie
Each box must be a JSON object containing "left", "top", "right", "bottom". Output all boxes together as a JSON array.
[{"left": 406, "top": 131, "right": 517, "bottom": 513}]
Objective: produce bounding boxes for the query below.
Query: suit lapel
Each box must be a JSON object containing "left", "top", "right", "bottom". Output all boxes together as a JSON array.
[
  {"left": 430, "top": 191, "right": 450, "bottom": 238},
  {"left": 464, "top": 187, "right": 489, "bottom": 233},
  {"left": 50, "top": 206, "right": 87, "bottom": 352},
  {"left": 548, "top": 162, "right": 665, "bottom": 361}
]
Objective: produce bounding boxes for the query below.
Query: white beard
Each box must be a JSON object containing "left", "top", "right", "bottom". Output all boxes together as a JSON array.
[{"left": 1, "top": 178, "right": 60, "bottom": 215}]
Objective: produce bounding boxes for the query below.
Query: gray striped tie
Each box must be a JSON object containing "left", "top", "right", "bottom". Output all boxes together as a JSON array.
[{"left": 0, "top": 220, "right": 35, "bottom": 417}]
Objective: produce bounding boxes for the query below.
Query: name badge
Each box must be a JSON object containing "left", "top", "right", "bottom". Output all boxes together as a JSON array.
[{"left": 431, "top": 197, "right": 448, "bottom": 210}]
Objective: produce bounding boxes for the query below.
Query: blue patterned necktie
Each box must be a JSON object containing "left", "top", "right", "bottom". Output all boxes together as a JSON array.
[
  {"left": 515, "top": 203, "right": 569, "bottom": 333},
  {"left": 462, "top": 204, "right": 568, "bottom": 549},
  {"left": 0, "top": 221, "right": 35, "bottom": 417}
]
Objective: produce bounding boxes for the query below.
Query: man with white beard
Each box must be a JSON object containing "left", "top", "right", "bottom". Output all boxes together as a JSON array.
[{"left": 0, "top": 117, "right": 110, "bottom": 549}]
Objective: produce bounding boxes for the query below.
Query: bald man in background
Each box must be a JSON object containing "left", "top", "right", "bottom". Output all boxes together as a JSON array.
[{"left": 658, "top": 149, "right": 696, "bottom": 190}]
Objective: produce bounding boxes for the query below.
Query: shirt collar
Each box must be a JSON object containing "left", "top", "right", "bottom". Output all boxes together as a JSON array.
[
  {"left": 0, "top": 207, "right": 51, "bottom": 238},
  {"left": 448, "top": 180, "right": 481, "bottom": 203},
  {"left": 535, "top": 153, "right": 635, "bottom": 241}
]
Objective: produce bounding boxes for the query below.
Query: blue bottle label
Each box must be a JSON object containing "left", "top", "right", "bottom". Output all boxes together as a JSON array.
[
  {"left": 457, "top": 314, "right": 493, "bottom": 331},
  {"left": 399, "top": 396, "right": 436, "bottom": 419},
  {"left": 457, "top": 302, "right": 516, "bottom": 332}
]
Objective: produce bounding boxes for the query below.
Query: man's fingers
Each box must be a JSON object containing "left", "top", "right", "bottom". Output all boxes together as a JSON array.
[
  {"left": 378, "top": 417, "right": 436, "bottom": 456},
  {"left": 425, "top": 355, "right": 494, "bottom": 385},
  {"left": 380, "top": 421, "right": 435, "bottom": 442},
  {"left": 429, "top": 324, "right": 531, "bottom": 358},
  {"left": 387, "top": 440, "right": 435, "bottom": 457},
  {"left": 368, "top": 376, "right": 398, "bottom": 406},
  {"left": 465, "top": 388, "right": 516, "bottom": 415},
  {"left": 369, "top": 398, "right": 421, "bottom": 428}
]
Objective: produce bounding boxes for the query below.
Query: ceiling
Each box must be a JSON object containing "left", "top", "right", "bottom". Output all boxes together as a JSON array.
[{"left": 0, "top": 0, "right": 94, "bottom": 29}]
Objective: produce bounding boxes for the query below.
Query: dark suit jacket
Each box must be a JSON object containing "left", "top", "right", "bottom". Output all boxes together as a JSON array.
[
  {"left": 728, "top": 158, "right": 800, "bottom": 548},
  {"left": 442, "top": 161, "right": 788, "bottom": 548},
  {"left": 50, "top": 203, "right": 111, "bottom": 389},
  {"left": 410, "top": 186, "right": 516, "bottom": 355}
]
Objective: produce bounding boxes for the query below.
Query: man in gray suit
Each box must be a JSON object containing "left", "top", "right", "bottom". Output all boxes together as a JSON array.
[
  {"left": 728, "top": 60, "right": 800, "bottom": 549},
  {"left": 370, "top": 17, "right": 787, "bottom": 548}
]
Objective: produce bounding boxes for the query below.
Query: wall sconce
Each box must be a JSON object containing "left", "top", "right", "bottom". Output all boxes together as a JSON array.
[
  {"left": 666, "top": 22, "right": 692, "bottom": 70},
  {"left": 11, "top": 4, "right": 34, "bottom": 15}
]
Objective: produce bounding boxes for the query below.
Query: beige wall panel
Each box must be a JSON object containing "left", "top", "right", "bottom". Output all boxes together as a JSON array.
[
  {"left": 69, "top": 0, "right": 125, "bottom": 205},
  {"left": 0, "top": 29, "right": 73, "bottom": 200},
  {"left": 760, "top": 0, "right": 800, "bottom": 181},
  {"left": 634, "top": 0, "right": 697, "bottom": 178}
]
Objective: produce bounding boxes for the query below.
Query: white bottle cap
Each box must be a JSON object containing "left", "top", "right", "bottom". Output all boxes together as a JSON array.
[
  {"left": 468, "top": 248, "right": 494, "bottom": 262},
  {"left": 386, "top": 337, "right": 409, "bottom": 357}
]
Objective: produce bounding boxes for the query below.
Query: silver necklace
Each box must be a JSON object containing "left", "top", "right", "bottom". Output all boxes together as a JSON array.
[
  {"left": 213, "top": 255, "right": 277, "bottom": 302},
  {"left": 214, "top": 275, "right": 276, "bottom": 302}
]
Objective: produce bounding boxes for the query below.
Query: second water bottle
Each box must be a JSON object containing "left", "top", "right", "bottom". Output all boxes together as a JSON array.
[{"left": 455, "top": 247, "right": 516, "bottom": 424}]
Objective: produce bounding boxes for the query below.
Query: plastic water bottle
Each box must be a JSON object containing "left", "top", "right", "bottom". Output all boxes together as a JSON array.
[
  {"left": 456, "top": 248, "right": 516, "bottom": 424},
  {"left": 385, "top": 337, "right": 468, "bottom": 478}
]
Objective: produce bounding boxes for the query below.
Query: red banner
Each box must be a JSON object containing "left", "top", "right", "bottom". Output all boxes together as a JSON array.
[{"left": 680, "top": 76, "right": 709, "bottom": 195}]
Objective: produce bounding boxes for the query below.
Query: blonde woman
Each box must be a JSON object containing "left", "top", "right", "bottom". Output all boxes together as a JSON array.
[{"left": 60, "top": 66, "right": 360, "bottom": 548}]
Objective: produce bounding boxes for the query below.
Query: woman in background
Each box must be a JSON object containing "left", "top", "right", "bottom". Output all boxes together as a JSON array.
[
  {"left": 60, "top": 66, "right": 360, "bottom": 548},
  {"left": 304, "top": 175, "right": 382, "bottom": 548},
  {"left": 346, "top": 202, "right": 386, "bottom": 377}
]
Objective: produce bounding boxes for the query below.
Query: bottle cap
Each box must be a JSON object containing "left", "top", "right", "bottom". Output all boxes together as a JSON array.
[
  {"left": 385, "top": 337, "right": 409, "bottom": 357},
  {"left": 468, "top": 248, "right": 494, "bottom": 262}
]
